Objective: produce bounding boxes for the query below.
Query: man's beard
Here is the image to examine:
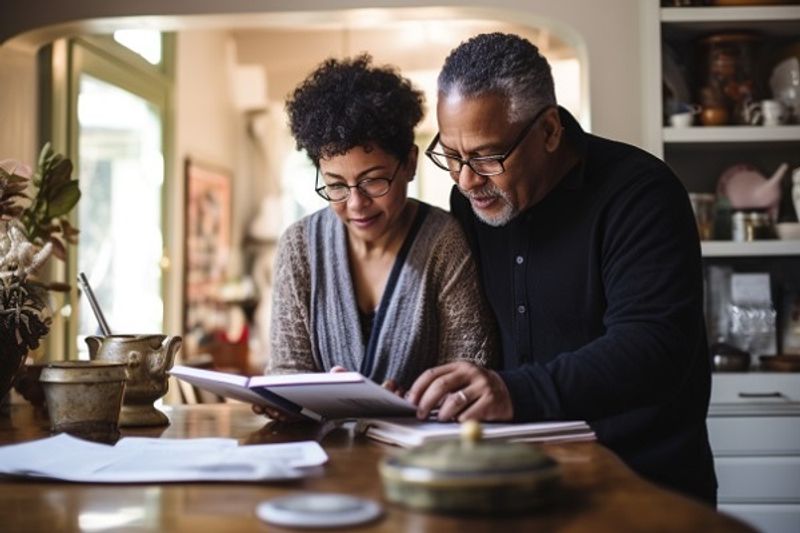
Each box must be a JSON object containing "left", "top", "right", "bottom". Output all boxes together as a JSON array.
[{"left": 457, "top": 181, "right": 517, "bottom": 227}]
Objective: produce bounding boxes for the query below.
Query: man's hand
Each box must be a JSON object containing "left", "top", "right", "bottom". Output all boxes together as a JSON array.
[{"left": 406, "top": 361, "right": 514, "bottom": 422}]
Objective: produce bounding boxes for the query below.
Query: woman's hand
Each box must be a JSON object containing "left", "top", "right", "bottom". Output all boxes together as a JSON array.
[
  {"left": 332, "top": 366, "right": 405, "bottom": 397},
  {"left": 251, "top": 403, "right": 306, "bottom": 422},
  {"left": 381, "top": 378, "right": 406, "bottom": 398}
]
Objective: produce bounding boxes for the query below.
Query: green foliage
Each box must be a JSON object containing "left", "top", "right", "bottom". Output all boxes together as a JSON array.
[
  {"left": 0, "top": 143, "right": 80, "bottom": 359},
  {"left": 19, "top": 143, "right": 81, "bottom": 261}
]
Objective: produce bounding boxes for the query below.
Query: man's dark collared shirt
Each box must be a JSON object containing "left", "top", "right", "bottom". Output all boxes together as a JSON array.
[{"left": 450, "top": 108, "right": 717, "bottom": 504}]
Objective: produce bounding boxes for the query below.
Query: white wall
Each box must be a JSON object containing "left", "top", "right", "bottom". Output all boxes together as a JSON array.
[
  {"left": 0, "top": 0, "right": 647, "bottom": 146},
  {"left": 171, "top": 29, "right": 239, "bottom": 332},
  {"left": 0, "top": 0, "right": 652, "bottom": 363},
  {"left": 0, "top": 47, "right": 36, "bottom": 165}
]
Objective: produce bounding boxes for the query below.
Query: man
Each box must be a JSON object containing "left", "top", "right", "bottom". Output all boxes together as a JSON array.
[{"left": 406, "top": 32, "right": 716, "bottom": 505}]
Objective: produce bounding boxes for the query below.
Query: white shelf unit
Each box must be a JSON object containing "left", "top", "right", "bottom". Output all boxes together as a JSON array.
[
  {"left": 662, "top": 5, "right": 800, "bottom": 24},
  {"left": 708, "top": 373, "right": 800, "bottom": 533},
  {"left": 702, "top": 240, "right": 800, "bottom": 257},
  {"left": 645, "top": 4, "right": 800, "bottom": 532},
  {"left": 664, "top": 125, "right": 800, "bottom": 143}
]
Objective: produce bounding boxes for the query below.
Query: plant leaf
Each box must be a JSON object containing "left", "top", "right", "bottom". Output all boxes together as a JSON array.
[
  {"left": 49, "top": 237, "right": 66, "bottom": 261},
  {"left": 45, "top": 180, "right": 81, "bottom": 218},
  {"left": 44, "top": 158, "right": 73, "bottom": 191},
  {"left": 59, "top": 218, "right": 80, "bottom": 244}
]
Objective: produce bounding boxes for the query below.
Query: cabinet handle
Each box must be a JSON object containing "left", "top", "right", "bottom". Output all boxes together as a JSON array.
[{"left": 737, "top": 392, "right": 784, "bottom": 399}]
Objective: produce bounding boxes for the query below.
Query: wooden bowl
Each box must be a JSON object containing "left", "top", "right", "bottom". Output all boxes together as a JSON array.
[
  {"left": 760, "top": 354, "right": 800, "bottom": 372},
  {"left": 775, "top": 222, "right": 800, "bottom": 240}
]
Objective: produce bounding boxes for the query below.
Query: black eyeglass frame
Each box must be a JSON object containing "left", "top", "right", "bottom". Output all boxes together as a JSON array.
[
  {"left": 314, "top": 161, "right": 402, "bottom": 203},
  {"left": 424, "top": 105, "right": 554, "bottom": 177}
]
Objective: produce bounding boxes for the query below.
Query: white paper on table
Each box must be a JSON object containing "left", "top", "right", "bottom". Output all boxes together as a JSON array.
[
  {"left": 0, "top": 434, "right": 121, "bottom": 478},
  {"left": 0, "top": 434, "right": 328, "bottom": 483},
  {"left": 115, "top": 437, "right": 240, "bottom": 451}
]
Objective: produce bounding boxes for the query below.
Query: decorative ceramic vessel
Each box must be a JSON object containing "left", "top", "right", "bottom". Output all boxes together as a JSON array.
[
  {"left": 86, "top": 334, "right": 181, "bottom": 427},
  {"left": 40, "top": 361, "right": 127, "bottom": 441},
  {"left": 699, "top": 32, "right": 760, "bottom": 124},
  {"left": 380, "top": 421, "right": 560, "bottom": 513}
]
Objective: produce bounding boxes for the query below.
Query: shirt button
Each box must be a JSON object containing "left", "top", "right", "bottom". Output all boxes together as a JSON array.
[
  {"left": 515, "top": 256, "right": 524, "bottom": 265},
  {"left": 517, "top": 305, "right": 526, "bottom": 314}
]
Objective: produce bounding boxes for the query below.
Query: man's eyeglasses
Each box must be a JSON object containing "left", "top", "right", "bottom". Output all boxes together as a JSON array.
[
  {"left": 425, "top": 105, "right": 553, "bottom": 178},
  {"left": 315, "top": 162, "right": 401, "bottom": 203}
]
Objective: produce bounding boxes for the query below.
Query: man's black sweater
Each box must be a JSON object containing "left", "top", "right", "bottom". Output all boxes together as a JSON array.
[{"left": 450, "top": 108, "right": 717, "bottom": 504}]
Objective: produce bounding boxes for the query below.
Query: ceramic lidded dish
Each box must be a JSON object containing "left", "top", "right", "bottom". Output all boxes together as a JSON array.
[{"left": 379, "top": 421, "right": 560, "bottom": 513}]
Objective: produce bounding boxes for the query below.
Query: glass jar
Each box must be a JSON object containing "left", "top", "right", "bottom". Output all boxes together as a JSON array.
[
  {"left": 689, "top": 193, "right": 716, "bottom": 240},
  {"left": 698, "top": 32, "right": 760, "bottom": 125},
  {"left": 731, "top": 209, "right": 775, "bottom": 241}
]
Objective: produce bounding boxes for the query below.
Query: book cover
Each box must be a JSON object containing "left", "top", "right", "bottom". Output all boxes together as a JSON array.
[{"left": 169, "top": 366, "right": 416, "bottom": 421}]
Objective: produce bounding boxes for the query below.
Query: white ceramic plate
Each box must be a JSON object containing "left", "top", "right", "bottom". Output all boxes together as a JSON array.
[{"left": 256, "top": 493, "right": 383, "bottom": 528}]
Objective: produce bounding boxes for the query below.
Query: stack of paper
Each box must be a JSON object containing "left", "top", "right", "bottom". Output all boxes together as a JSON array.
[
  {"left": 358, "top": 418, "right": 596, "bottom": 448},
  {"left": 0, "top": 434, "right": 328, "bottom": 483}
]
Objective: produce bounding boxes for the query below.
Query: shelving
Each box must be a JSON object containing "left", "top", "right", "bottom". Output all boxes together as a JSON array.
[
  {"left": 662, "top": 5, "right": 800, "bottom": 35},
  {"left": 662, "top": 5, "right": 800, "bottom": 24},
  {"left": 708, "top": 373, "right": 800, "bottom": 533},
  {"left": 664, "top": 125, "right": 800, "bottom": 143},
  {"left": 646, "top": 4, "right": 800, "bottom": 532},
  {"left": 702, "top": 240, "right": 800, "bottom": 257}
]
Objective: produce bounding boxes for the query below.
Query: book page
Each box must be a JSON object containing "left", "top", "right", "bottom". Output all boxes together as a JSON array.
[
  {"left": 171, "top": 366, "right": 415, "bottom": 420},
  {"left": 259, "top": 379, "right": 416, "bottom": 419},
  {"left": 361, "top": 418, "right": 595, "bottom": 447},
  {"left": 169, "top": 365, "right": 282, "bottom": 408}
]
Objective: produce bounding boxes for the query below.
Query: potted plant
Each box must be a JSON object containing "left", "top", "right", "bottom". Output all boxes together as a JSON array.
[{"left": 0, "top": 143, "right": 80, "bottom": 404}]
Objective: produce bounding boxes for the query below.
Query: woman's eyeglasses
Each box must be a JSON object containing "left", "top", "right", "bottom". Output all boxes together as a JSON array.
[{"left": 315, "top": 162, "right": 401, "bottom": 203}]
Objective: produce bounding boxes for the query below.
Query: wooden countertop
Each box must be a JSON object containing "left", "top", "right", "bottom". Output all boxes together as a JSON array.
[{"left": 0, "top": 403, "right": 753, "bottom": 532}]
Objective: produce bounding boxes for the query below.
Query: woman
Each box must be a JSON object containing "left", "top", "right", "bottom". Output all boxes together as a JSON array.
[{"left": 266, "top": 54, "right": 497, "bottom": 398}]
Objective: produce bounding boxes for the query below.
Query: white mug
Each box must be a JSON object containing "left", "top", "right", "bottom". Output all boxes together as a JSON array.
[
  {"left": 669, "top": 104, "right": 700, "bottom": 128},
  {"left": 670, "top": 112, "right": 693, "bottom": 128},
  {"left": 761, "top": 99, "right": 786, "bottom": 126}
]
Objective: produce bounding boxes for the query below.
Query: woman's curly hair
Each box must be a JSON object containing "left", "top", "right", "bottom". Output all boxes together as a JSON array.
[{"left": 286, "top": 54, "right": 424, "bottom": 165}]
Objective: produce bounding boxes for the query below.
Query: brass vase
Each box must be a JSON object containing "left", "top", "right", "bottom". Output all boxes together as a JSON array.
[{"left": 86, "top": 334, "right": 181, "bottom": 427}]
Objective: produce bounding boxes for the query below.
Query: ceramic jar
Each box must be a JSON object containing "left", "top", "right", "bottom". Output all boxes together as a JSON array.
[
  {"left": 86, "top": 334, "right": 181, "bottom": 427},
  {"left": 40, "top": 361, "right": 127, "bottom": 442},
  {"left": 380, "top": 421, "right": 560, "bottom": 513},
  {"left": 698, "top": 32, "right": 760, "bottom": 125}
]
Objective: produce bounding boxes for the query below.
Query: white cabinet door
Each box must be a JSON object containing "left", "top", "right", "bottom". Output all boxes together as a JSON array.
[
  {"left": 708, "top": 417, "right": 800, "bottom": 456},
  {"left": 711, "top": 374, "right": 800, "bottom": 404},
  {"left": 715, "top": 457, "right": 800, "bottom": 503},
  {"left": 719, "top": 504, "right": 800, "bottom": 533}
]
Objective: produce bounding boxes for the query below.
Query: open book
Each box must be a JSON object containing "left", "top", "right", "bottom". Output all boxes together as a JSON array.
[
  {"left": 169, "top": 365, "right": 416, "bottom": 422},
  {"left": 358, "top": 417, "right": 596, "bottom": 448}
]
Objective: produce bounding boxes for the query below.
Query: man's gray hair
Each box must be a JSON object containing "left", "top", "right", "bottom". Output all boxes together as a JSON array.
[{"left": 438, "top": 32, "right": 556, "bottom": 123}]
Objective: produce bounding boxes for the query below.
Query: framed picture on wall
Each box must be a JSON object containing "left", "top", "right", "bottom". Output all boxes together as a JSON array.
[{"left": 183, "top": 158, "right": 232, "bottom": 356}]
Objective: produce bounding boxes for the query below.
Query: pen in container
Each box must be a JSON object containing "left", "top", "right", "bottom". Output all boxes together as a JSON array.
[{"left": 77, "top": 272, "right": 112, "bottom": 336}]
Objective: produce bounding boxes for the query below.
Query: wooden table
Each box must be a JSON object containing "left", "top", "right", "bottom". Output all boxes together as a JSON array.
[{"left": 0, "top": 403, "right": 753, "bottom": 532}]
